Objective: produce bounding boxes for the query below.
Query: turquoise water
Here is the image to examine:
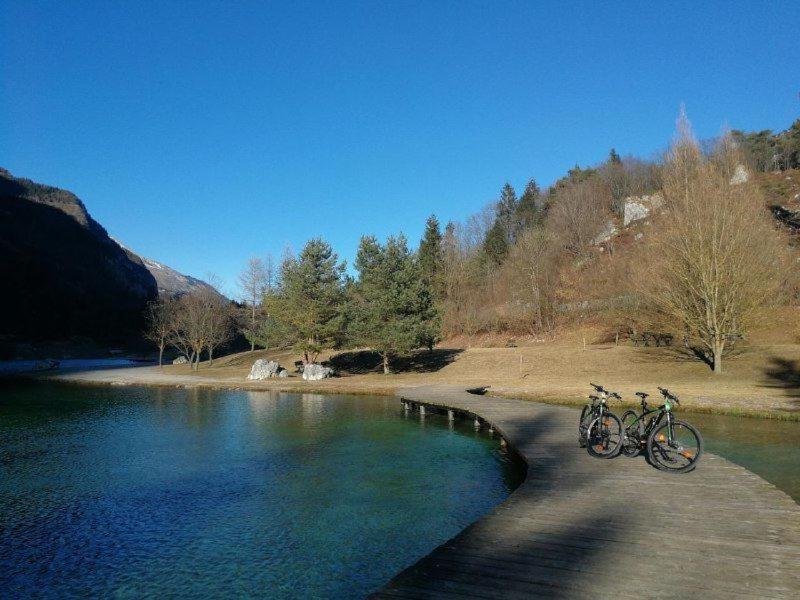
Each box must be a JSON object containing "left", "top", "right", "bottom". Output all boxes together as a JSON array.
[
  {"left": 0, "top": 382, "right": 524, "bottom": 598},
  {"left": 683, "top": 412, "right": 800, "bottom": 502}
]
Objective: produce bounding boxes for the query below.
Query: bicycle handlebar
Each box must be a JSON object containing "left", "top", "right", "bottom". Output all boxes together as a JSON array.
[
  {"left": 658, "top": 387, "right": 680, "bottom": 404},
  {"left": 590, "top": 383, "right": 621, "bottom": 400}
]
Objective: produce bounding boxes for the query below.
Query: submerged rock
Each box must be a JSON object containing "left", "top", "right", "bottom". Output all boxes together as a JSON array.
[
  {"left": 302, "top": 363, "right": 334, "bottom": 381},
  {"left": 247, "top": 359, "right": 281, "bottom": 380},
  {"left": 172, "top": 356, "right": 189, "bottom": 365}
]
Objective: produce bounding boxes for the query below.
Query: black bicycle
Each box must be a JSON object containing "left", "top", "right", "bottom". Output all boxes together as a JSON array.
[
  {"left": 620, "top": 387, "right": 703, "bottom": 473},
  {"left": 579, "top": 383, "right": 623, "bottom": 458}
]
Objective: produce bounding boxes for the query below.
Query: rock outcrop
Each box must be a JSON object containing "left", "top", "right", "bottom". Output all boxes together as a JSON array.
[
  {"left": 172, "top": 356, "right": 189, "bottom": 365},
  {"left": 301, "top": 363, "right": 334, "bottom": 381},
  {"left": 623, "top": 193, "right": 663, "bottom": 226},
  {"left": 730, "top": 164, "right": 749, "bottom": 185},
  {"left": 247, "top": 359, "right": 282, "bottom": 380}
]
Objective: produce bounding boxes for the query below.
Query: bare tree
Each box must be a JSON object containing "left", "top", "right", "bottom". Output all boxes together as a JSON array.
[
  {"left": 642, "top": 112, "right": 785, "bottom": 373},
  {"left": 503, "top": 228, "right": 560, "bottom": 333},
  {"left": 206, "top": 292, "right": 233, "bottom": 365},
  {"left": 237, "top": 256, "right": 272, "bottom": 351},
  {"left": 143, "top": 296, "right": 175, "bottom": 368},
  {"left": 546, "top": 178, "right": 612, "bottom": 257},
  {"left": 168, "top": 292, "right": 211, "bottom": 370}
]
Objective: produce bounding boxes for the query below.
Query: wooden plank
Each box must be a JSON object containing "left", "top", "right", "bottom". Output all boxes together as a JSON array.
[{"left": 371, "top": 385, "right": 800, "bottom": 599}]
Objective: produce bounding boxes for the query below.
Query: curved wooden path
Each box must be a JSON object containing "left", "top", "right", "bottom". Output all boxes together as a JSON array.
[{"left": 372, "top": 385, "right": 800, "bottom": 599}]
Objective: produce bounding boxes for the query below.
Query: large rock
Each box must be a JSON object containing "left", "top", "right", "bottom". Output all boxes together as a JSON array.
[
  {"left": 623, "top": 193, "right": 663, "bottom": 226},
  {"left": 172, "top": 356, "right": 189, "bottom": 365},
  {"left": 302, "top": 363, "right": 334, "bottom": 381},
  {"left": 592, "top": 220, "right": 618, "bottom": 245},
  {"left": 730, "top": 164, "right": 749, "bottom": 185},
  {"left": 277, "top": 369, "right": 290, "bottom": 378},
  {"left": 246, "top": 359, "right": 282, "bottom": 380}
]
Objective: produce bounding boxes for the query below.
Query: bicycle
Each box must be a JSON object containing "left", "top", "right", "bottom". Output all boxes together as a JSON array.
[
  {"left": 620, "top": 387, "right": 703, "bottom": 473},
  {"left": 579, "top": 383, "right": 623, "bottom": 458}
]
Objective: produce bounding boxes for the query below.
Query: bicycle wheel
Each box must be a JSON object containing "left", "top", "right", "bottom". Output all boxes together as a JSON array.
[
  {"left": 620, "top": 409, "right": 640, "bottom": 457},
  {"left": 586, "top": 413, "right": 622, "bottom": 458},
  {"left": 578, "top": 405, "right": 593, "bottom": 447},
  {"left": 646, "top": 419, "right": 703, "bottom": 473}
]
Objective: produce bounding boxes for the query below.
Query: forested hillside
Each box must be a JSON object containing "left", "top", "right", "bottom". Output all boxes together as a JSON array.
[{"left": 207, "top": 114, "right": 797, "bottom": 376}]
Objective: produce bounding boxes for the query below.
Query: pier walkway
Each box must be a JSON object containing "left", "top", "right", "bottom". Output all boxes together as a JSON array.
[{"left": 373, "top": 385, "right": 800, "bottom": 599}]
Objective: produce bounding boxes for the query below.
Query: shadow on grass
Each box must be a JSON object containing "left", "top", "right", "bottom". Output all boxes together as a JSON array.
[
  {"left": 763, "top": 356, "right": 800, "bottom": 404},
  {"left": 327, "top": 348, "right": 464, "bottom": 375},
  {"left": 631, "top": 342, "right": 750, "bottom": 369}
]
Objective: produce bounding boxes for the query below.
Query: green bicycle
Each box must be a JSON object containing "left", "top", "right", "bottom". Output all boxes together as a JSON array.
[
  {"left": 579, "top": 383, "right": 623, "bottom": 458},
  {"left": 620, "top": 387, "right": 703, "bottom": 473}
]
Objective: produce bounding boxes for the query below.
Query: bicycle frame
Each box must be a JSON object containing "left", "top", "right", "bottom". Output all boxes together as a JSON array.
[{"left": 624, "top": 403, "right": 674, "bottom": 442}]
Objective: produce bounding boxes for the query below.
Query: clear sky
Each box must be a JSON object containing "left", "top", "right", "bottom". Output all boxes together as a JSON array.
[{"left": 2, "top": 1, "right": 798, "bottom": 296}]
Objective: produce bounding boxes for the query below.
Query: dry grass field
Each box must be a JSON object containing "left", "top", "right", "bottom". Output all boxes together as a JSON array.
[{"left": 55, "top": 318, "right": 800, "bottom": 420}]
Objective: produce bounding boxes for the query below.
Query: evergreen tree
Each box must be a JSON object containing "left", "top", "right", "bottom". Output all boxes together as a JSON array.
[
  {"left": 418, "top": 214, "right": 443, "bottom": 297},
  {"left": 351, "top": 235, "right": 438, "bottom": 373},
  {"left": 482, "top": 220, "right": 508, "bottom": 265},
  {"left": 482, "top": 183, "right": 518, "bottom": 265},
  {"left": 263, "top": 238, "right": 345, "bottom": 364},
  {"left": 608, "top": 148, "right": 622, "bottom": 165},
  {"left": 516, "top": 178, "right": 541, "bottom": 230},
  {"left": 497, "top": 182, "right": 518, "bottom": 243}
]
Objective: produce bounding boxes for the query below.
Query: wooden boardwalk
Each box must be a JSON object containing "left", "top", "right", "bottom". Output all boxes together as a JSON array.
[{"left": 372, "top": 385, "right": 800, "bottom": 599}]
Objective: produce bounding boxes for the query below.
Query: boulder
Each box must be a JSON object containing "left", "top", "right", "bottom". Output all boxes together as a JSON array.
[
  {"left": 730, "top": 164, "right": 749, "bottom": 185},
  {"left": 246, "top": 359, "right": 281, "bottom": 380},
  {"left": 623, "top": 193, "right": 663, "bottom": 226},
  {"left": 302, "top": 363, "right": 334, "bottom": 381},
  {"left": 592, "top": 220, "right": 618, "bottom": 245},
  {"left": 277, "top": 369, "right": 290, "bottom": 378},
  {"left": 172, "top": 356, "right": 189, "bottom": 365}
]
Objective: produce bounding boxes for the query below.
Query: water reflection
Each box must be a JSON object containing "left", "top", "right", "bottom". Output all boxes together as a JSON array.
[{"left": 0, "top": 383, "right": 522, "bottom": 599}]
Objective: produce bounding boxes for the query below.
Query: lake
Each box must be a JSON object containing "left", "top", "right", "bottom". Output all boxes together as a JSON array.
[{"left": 0, "top": 382, "right": 523, "bottom": 598}]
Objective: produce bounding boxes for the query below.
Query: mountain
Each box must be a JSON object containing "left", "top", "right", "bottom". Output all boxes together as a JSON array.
[
  {"left": 114, "top": 241, "right": 223, "bottom": 299},
  {"left": 0, "top": 168, "right": 158, "bottom": 347}
]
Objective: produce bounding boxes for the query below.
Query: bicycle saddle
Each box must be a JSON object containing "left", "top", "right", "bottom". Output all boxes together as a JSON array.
[{"left": 635, "top": 392, "right": 649, "bottom": 399}]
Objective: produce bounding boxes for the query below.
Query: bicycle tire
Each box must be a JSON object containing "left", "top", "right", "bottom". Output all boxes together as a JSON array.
[
  {"left": 578, "top": 404, "right": 592, "bottom": 447},
  {"left": 586, "top": 413, "right": 623, "bottom": 458},
  {"left": 646, "top": 419, "right": 703, "bottom": 473},
  {"left": 620, "top": 409, "right": 640, "bottom": 457}
]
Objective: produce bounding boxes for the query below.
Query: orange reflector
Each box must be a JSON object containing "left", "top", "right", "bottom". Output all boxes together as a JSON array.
[
  {"left": 657, "top": 434, "right": 666, "bottom": 442},
  {"left": 603, "top": 419, "right": 612, "bottom": 426},
  {"left": 681, "top": 451, "right": 694, "bottom": 459}
]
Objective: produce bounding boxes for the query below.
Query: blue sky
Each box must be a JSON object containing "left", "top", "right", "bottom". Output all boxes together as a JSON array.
[{"left": 2, "top": 1, "right": 798, "bottom": 296}]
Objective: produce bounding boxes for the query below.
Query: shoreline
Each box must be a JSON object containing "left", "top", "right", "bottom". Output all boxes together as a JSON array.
[{"left": 17, "top": 364, "right": 800, "bottom": 421}]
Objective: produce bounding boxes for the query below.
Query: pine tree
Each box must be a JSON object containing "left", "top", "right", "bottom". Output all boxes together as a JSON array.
[
  {"left": 351, "top": 235, "right": 438, "bottom": 373},
  {"left": 418, "top": 214, "right": 443, "bottom": 298},
  {"left": 497, "top": 182, "right": 518, "bottom": 243},
  {"left": 516, "top": 179, "right": 541, "bottom": 231},
  {"left": 609, "top": 148, "right": 622, "bottom": 165},
  {"left": 263, "top": 238, "right": 345, "bottom": 364}
]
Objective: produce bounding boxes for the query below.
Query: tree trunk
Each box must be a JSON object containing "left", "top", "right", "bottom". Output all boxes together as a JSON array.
[
  {"left": 382, "top": 353, "right": 390, "bottom": 374},
  {"left": 209, "top": 345, "right": 214, "bottom": 366},
  {"left": 158, "top": 344, "right": 164, "bottom": 369},
  {"left": 712, "top": 339, "right": 724, "bottom": 374},
  {"left": 251, "top": 340, "right": 255, "bottom": 352}
]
